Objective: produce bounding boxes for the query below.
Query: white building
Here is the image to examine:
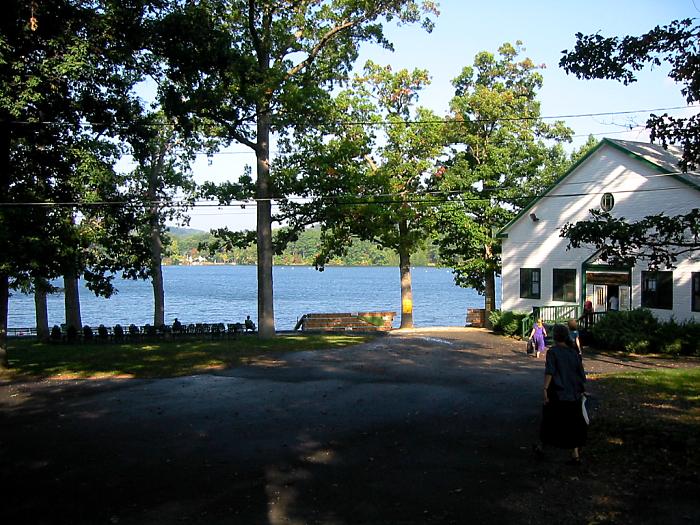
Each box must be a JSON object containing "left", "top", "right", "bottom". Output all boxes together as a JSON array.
[{"left": 498, "top": 138, "right": 700, "bottom": 322}]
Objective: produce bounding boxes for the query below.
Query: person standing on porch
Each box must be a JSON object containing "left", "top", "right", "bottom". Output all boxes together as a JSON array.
[
  {"left": 580, "top": 300, "right": 593, "bottom": 330},
  {"left": 529, "top": 319, "right": 547, "bottom": 358},
  {"left": 608, "top": 294, "right": 619, "bottom": 311}
]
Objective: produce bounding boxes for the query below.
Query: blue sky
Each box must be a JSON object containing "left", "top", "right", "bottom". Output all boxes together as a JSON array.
[{"left": 185, "top": 0, "right": 699, "bottom": 231}]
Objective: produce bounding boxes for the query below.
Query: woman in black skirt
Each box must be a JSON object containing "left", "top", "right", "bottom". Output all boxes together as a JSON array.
[{"left": 535, "top": 323, "right": 587, "bottom": 464}]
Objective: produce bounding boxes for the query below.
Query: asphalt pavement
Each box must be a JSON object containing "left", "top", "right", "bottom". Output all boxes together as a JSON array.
[{"left": 0, "top": 328, "right": 678, "bottom": 525}]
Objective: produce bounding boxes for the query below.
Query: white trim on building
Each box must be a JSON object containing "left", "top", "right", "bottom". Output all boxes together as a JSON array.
[{"left": 499, "top": 139, "right": 700, "bottom": 322}]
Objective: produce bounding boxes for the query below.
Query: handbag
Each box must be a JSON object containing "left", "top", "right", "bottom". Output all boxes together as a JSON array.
[{"left": 526, "top": 339, "right": 534, "bottom": 355}]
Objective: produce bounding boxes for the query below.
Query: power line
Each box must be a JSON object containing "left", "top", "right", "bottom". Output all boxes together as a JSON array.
[
  {"left": 2, "top": 105, "right": 693, "bottom": 129},
  {"left": 336, "top": 105, "right": 693, "bottom": 126},
  {"left": 1, "top": 182, "right": 694, "bottom": 210}
]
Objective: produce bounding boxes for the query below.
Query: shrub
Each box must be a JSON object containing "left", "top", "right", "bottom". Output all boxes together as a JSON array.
[
  {"left": 113, "top": 324, "right": 124, "bottom": 341},
  {"left": 591, "top": 309, "right": 700, "bottom": 356},
  {"left": 591, "top": 309, "right": 658, "bottom": 352},
  {"left": 490, "top": 310, "right": 529, "bottom": 337},
  {"left": 679, "top": 321, "right": 700, "bottom": 356},
  {"left": 83, "top": 325, "right": 93, "bottom": 340}
]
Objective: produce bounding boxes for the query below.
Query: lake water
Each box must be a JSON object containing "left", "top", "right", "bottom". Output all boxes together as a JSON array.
[{"left": 8, "top": 265, "right": 500, "bottom": 330}]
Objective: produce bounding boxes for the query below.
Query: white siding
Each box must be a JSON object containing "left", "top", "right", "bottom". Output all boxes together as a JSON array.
[{"left": 501, "top": 143, "right": 700, "bottom": 320}]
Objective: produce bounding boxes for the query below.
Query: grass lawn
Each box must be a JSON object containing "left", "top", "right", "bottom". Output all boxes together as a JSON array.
[
  {"left": 1, "top": 333, "right": 375, "bottom": 381},
  {"left": 584, "top": 367, "right": 700, "bottom": 521}
]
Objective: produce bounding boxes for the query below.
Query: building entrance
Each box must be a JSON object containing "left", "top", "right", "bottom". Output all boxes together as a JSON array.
[{"left": 586, "top": 271, "right": 630, "bottom": 312}]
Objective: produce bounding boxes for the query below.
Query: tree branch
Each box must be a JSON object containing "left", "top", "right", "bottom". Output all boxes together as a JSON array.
[
  {"left": 247, "top": 0, "right": 264, "bottom": 61},
  {"left": 283, "top": 18, "right": 359, "bottom": 83}
]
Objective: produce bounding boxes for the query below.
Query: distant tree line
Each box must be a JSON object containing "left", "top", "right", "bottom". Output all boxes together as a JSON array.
[{"left": 165, "top": 228, "right": 440, "bottom": 267}]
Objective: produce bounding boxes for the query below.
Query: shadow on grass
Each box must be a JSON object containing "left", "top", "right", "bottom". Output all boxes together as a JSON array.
[
  {"left": 3, "top": 334, "right": 376, "bottom": 381},
  {"left": 581, "top": 368, "right": 700, "bottom": 523}
]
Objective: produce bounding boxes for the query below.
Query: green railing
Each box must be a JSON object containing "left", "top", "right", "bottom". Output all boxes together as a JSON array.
[{"left": 521, "top": 304, "right": 582, "bottom": 339}]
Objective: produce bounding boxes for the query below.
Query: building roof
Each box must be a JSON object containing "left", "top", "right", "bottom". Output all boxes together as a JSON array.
[
  {"left": 605, "top": 138, "right": 700, "bottom": 187},
  {"left": 498, "top": 137, "right": 700, "bottom": 237}
]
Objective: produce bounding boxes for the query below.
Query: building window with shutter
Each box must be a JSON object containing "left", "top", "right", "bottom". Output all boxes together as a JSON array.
[
  {"left": 552, "top": 269, "right": 577, "bottom": 302},
  {"left": 520, "top": 268, "right": 541, "bottom": 299},
  {"left": 692, "top": 272, "right": 700, "bottom": 312},
  {"left": 641, "top": 271, "right": 673, "bottom": 310}
]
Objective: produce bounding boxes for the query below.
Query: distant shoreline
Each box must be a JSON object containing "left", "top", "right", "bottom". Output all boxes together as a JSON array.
[{"left": 163, "top": 262, "right": 442, "bottom": 269}]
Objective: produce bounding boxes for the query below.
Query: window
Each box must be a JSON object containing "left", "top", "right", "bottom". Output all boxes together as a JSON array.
[
  {"left": 520, "top": 268, "right": 541, "bottom": 299},
  {"left": 641, "top": 271, "right": 673, "bottom": 310},
  {"left": 552, "top": 269, "right": 576, "bottom": 302},
  {"left": 692, "top": 273, "right": 700, "bottom": 312},
  {"left": 600, "top": 193, "right": 615, "bottom": 212}
]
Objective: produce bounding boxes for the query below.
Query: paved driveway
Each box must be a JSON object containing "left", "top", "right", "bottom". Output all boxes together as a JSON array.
[{"left": 0, "top": 328, "right": 684, "bottom": 524}]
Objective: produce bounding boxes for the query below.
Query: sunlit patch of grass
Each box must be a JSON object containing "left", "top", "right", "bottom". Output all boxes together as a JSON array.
[
  {"left": 1, "top": 334, "right": 375, "bottom": 381},
  {"left": 583, "top": 368, "right": 700, "bottom": 523},
  {"left": 587, "top": 367, "right": 700, "bottom": 494}
]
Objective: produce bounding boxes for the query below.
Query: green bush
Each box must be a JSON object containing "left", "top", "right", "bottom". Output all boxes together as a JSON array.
[
  {"left": 591, "top": 309, "right": 700, "bottom": 356},
  {"left": 679, "top": 321, "right": 700, "bottom": 356},
  {"left": 490, "top": 310, "right": 529, "bottom": 337},
  {"left": 591, "top": 309, "right": 658, "bottom": 352}
]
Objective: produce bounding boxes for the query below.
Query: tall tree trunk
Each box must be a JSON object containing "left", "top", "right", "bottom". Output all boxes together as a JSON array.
[
  {"left": 151, "top": 244, "right": 165, "bottom": 327},
  {"left": 34, "top": 279, "right": 49, "bottom": 342},
  {"left": 0, "top": 123, "right": 8, "bottom": 367},
  {"left": 256, "top": 108, "right": 275, "bottom": 338},
  {"left": 398, "top": 221, "right": 414, "bottom": 329},
  {"left": 148, "top": 150, "right": 166, "bottom": 327},
  {"left": 0, "top": 274, "right": 8, "bottom": 369},
  {"left": 64, "top": 273, "right": 82, "bottom": 330},
  {"left": 484, "top": 244, "right": 496, "bottom": 329}
]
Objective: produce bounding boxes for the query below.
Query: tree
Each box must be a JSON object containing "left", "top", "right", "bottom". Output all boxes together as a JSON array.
[
  {"left": 0, "top": 0, "right": 157, "bottom": 368},
  {"left": 154, "top": 0, "right": 439, "bottom": 337},
  {"left": 560, "top": 19, "right": 699, "bottom": 171},
  {"left": 126, "top": 111, "right": 198, "bottom": 326},
  {"left": 561, "top": 208, "right": 700, "bottom": 270},
  {"left": 276, "top": 61, "right": 444, "bottom": 328},
  {"left": 429, "top": 42, "right": 572, "bottom": 324},
  {"left": 559, "top": 19, "right": 700, "bottom": 264}
]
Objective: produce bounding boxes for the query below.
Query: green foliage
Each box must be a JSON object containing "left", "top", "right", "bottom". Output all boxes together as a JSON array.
[
  {"left": 560, "top": 18, "right": 699, "bottom": 172},
  {"left": 591, "top": 309, "right": 700, "bottom": 356},
  {"left": 430, "top": 42, "right": 572, "bottom": 304},
  {"left": 489, "top": 310, "right": 529, "bottom": 336},
  {"left": 166, "top": 227, "right": 439, "bottom": 267},
  {"left": 591, "top": 309, "right": 658, "bottom": 352},
  {"left": 561, "top": 207, "right": 700, "bottom": 271},
  {"left": 276, "top": 59, "right": 445, "bottom": 266}
]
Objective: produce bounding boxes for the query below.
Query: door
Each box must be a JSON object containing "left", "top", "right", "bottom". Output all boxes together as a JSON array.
[
  {"left": 619, "top": 286, "right": 630, "bottom": 311},
  {"left": 594, "top": 285, "right": 607, "bottom": 313}
]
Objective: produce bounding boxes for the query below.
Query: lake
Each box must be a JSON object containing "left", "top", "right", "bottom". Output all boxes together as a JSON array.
[{"left": 7, "top": 265, "right": 501, "bottom": 330}]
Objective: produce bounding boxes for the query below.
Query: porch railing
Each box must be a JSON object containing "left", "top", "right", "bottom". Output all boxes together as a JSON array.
[{"left": 521, "top": 304, "right": 582, "bottom": 339}]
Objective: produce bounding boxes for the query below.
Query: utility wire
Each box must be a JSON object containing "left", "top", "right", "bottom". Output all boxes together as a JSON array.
[
  {"left": 1, "top": 105, "right": 693, "bottom": 129},
  {"left": 0, "top": 183, "right": 694, "bottom": 209}
]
